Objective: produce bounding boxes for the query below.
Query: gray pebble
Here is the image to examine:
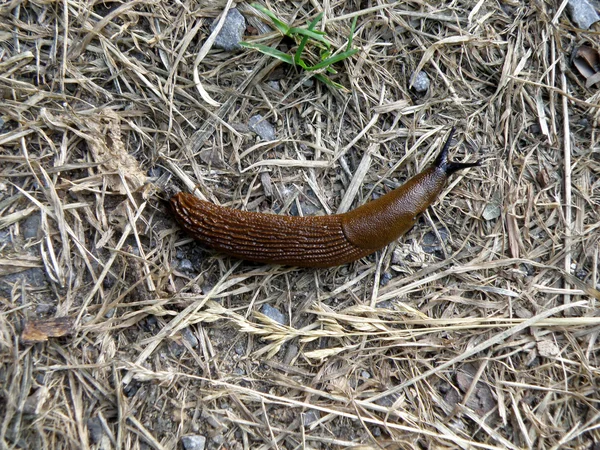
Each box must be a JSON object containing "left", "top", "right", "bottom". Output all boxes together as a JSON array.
[
  {"left": 234, "top": 340, "right": 246, "bottom": 356},
  {"left": 376, "top": 300, "right": 393, "bottom": 309},
  {"left": 380, "top": 272, "right": 392, "bottom": 286},
  {"left": 179, "top": 259, "right": 193, "bottom": 272},
  {"left": 0, "top": 268, "right": 47, "bottom": 298},
  {"left": 374, "top": 392, "right": 400, "bottom": 407},
  {"left": 181, "top": 435, "right": 206, "bottom": 450},
  {"left": 0, "top": 230, "right": 10, "bottom": 247},
  {"left": 35, "top": 304, "right": 56, "bottom": 316},
  {"left": 283, "top": 343, "right": 298, "bottom": 365},
  {"left": 267, "top": 80, "right": 280, "bottom": 91},
  {"left": 210, "top": 8, "right": 246, "bottom": 51},
  {"left": 182, "top": 327, "right": 198, "bottom": 348},
  {"left": 482, "top": 202, "right": 501, "bottom": 221},
  {"left": 260, "top": 304, "right": 287, "bottom": 325},
  {"left": 567, "top": 0, "right": 600, "bottom": 29},
  {"left": 411, "top": 70, "right": 430, "bottom": 92},
  {"left": 87, "top": 417, "right": 103, "bottom": 444},
  {"left": 303, "top": 409, "right": 320, "bottom": 426},
  {"left": 23, "top": 214, "right": 41, "bottom": 239},
  {"left": 168, "top": 340, "right": 184, "bottom": 357},
  {"left": 249, "top": 114, "right": 276, "bottom": 141},
  {"left": 422, "top": 228, "right": 449, "bottom": 254}
]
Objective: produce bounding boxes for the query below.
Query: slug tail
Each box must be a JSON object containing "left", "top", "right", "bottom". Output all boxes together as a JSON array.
[{"left": 434, "top": 127, "right": 481, "bottom": 175}]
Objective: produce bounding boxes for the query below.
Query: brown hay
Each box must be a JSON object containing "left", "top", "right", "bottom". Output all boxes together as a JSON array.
[{"left": 1, "top": 1, "right": 599, "bottom": 448}]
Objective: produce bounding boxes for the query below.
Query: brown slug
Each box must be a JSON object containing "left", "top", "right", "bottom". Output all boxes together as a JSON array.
[{"left": 170, "top": 128, "right": 480, "bottom": 268}]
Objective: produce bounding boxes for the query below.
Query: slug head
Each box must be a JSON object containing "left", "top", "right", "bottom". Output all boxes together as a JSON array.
[{"left": 434, "top": 127, "right": 481, "bottom": 175}]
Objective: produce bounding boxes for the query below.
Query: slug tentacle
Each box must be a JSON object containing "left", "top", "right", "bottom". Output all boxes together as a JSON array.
[
  {"left": 435, "top": 127, "right": 481, "bottom": 175},
  {"left": 170, "top": 128, "right": 479, "bottom": 268}
]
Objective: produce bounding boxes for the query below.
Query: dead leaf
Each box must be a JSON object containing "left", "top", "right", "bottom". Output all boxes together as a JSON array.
[
  {"left": 506, "top": 213, "right": 521, "bottom": 258},
  {"left": 21, "top": 317, "right": 74, "bottom": 343},
  {"left": 536, "top": 168, "right": 550, "bottom": 188},
  {"left": 455, "top": 365, "right": 496, "bottom": 416},
  {"left": 573, "top": 46, "right": 600, "bottom": 88},
  {"left": 199, "top": 147, "right": 226, "bottom": 169}
]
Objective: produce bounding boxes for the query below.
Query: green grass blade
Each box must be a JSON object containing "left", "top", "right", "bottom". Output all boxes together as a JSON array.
[
  {"left": 308, "top": 12, "right": 324, "bottom": 30},
  {"left": 296, "top": 58, "right": 309, "bottom": 70},
  {"left": 289, "top": 28, "right": 328, "bottom": 44},
  {"left": 347, "top": 16, "right": 358, "bottom": 51},
  {"left": 314, "top": 73, "right": 348, "bottom": 91},
  {"left": 294, "top": 12, "right": 327, "bottom": 65},
  {"left": 306, "top": 48, "right": 359, "bottom": 71},
  {"left": 295, "top": 36, "right": 309, "bottom": 65},
  {"left": 251, "top": 3, "right": 290, "bottom": 35},
  {"left": 240, "top": 42, "right": 294, "bottom": 65}
]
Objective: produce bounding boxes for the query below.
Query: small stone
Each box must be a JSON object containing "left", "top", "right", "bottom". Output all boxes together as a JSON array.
[
  {"left": 567, "top": 0, "right": 600, "bottom": 29},
  {"left": 482, "top": 202, "right": 501, "bottom": 221},
  {"left": 260, "top": 304, "right": 287, "bottom": 325},
  {"left": 411, "top": 70, "right": 430, "bottom": 92},
  {"left": 248, "top": 114, "right": 276, "bottom": 141},
  {"left": 380, "top": 272, "right": 392, "bottom": 286},
  {"left": 168, "top": 339, "right": 184, "bottom": 357},
  {"left": 123, "top": 381, "right": 140, "bottom": 398},
  {"left": 267, "top": 80, "right": 280, "bottom": 91},
  {"left": 87, "top": 417, "right": 103, "bottom": 444},
  {"left": 23, "top": 214, "right": 41, "bottom": 239},
  {"left": 179, "top": 259, "right": 193, "bottom": 272},
  {"left": 234, "top": 340, "right": 246, "bottom": 356},
  {"left": 140, "top": 315, "right": 158, "bottom": 332},
  {"left": 181, "top": 435, "right": 207, "bottom": 450},
  {"left": 199, "top": 148, "right": 226, "bottom": 169},
  {"left": 283, "top": 343, "right": 298, "bottom": 365},
  {"left": 35, "top": 304, "right": 56, "bottom": 316},
  {"left": 147, "top": 167, "right": 163, "bottom": 178},
  {"left": 303, "top": 409, "right": 320, "bottom": 426},
  {"left": 210, "top": 8, "right": 246, "bottom": 51},
  {"left": 0, "top": 230, "right": 10, "bottom": 247},
  {"left": 260, "top": 172, "right": 273, "bottom": 197},
  {"left": 537, "top": 338, "right": 560, "bottom": 357},
  {"left": 182, "top": 327, "right": 199, "bottom": 348},
  {"left": 0, "top": 268, "right": 47, "bottom": 298},
  {"left": 376, "top": 300, "right": 393, "bottom": 309},
  {"left": 374, "top": 392, "right": 401, "bottom": 407},
  {"left": 422, "top": 228, "right": 449, "bottom": 254}
]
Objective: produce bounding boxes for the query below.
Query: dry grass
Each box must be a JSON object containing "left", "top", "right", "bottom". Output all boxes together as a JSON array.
[{"left": 1, "top": 0, "right": 600, "bottom": 449}]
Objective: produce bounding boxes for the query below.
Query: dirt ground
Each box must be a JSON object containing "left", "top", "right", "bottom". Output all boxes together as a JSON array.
[{"left": 1, "top": 0, "right": 600, "bottom": 449}]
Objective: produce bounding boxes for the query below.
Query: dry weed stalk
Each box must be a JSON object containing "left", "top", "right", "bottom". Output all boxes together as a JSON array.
[{"left": 0, "top": 0, "right": 598, "bottom": 449}]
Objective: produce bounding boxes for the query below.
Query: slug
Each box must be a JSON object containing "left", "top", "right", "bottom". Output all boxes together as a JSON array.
[{"left": 170, "top": 128, "right": 479, "bottom": 268}]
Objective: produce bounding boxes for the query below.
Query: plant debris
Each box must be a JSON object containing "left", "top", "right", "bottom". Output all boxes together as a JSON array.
[
  {"left": 21, "top": 317, "right": 74, "bottom": 343},
  {"left": 1, "top": 1, "right": 599, "bottom": 448}
]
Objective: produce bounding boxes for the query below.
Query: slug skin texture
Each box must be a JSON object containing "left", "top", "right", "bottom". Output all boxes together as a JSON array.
[{"left": 170, "top": 129, "right": 479, "bottom": 268}]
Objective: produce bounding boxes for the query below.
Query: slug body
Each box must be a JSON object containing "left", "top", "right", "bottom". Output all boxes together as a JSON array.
[{"left": 170, "top": 129, "right": 479, "bottom": 268}]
